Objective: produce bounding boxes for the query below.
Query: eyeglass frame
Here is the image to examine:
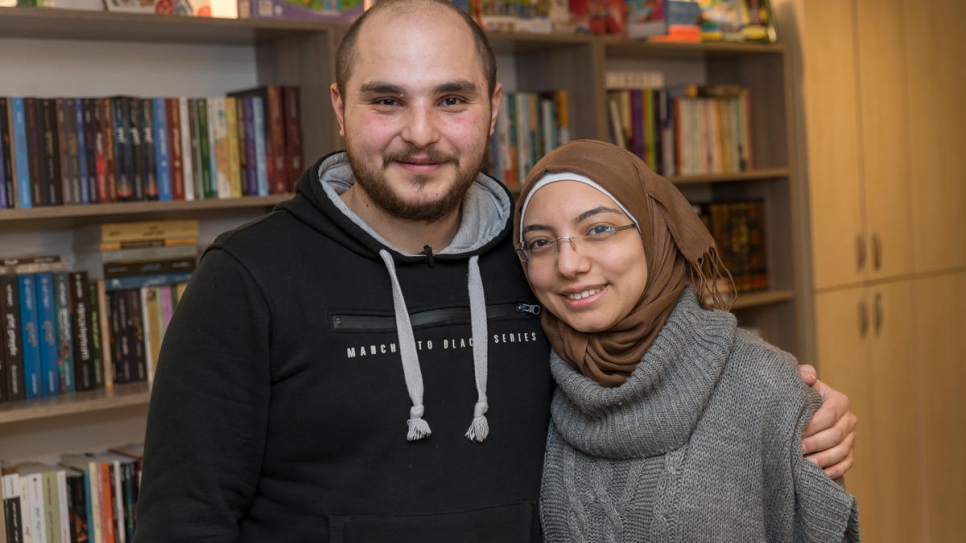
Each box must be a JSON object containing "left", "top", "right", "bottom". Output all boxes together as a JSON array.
[{"left": 515, "top": 223, "right": 637, "bottom": 263}]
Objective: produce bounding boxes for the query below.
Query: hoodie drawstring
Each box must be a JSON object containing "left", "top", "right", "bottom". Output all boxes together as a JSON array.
[
  {"left": 378, "top": 251, "right": 492, "bottom": 443},
  {"left": 465, "top": 255, "right": 489, "bottom": 442},
  {"left": 379, "top": 250, "right": 432, "bottom": 441}
]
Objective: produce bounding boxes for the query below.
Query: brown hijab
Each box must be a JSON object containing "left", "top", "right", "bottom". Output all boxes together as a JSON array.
[{"left": 513, "top": 140, "right": 732, "bottom": 387}]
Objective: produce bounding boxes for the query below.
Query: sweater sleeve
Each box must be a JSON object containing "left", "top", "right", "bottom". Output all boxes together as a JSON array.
[
  {"left": 133, "top": 247, "right": 272, "bottom": 542},
  {"left": 792, "top": 404, "right": 862, "bottom": 543}
]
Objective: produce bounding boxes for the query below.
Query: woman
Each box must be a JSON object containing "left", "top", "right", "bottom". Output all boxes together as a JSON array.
[{"left": 514, "top": 140, "right": 860, "bottom": 542}]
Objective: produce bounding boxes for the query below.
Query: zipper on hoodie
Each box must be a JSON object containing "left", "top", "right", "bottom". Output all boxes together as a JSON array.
[{"left": 332, "top": 302, "right": 541, "bottom": 331}]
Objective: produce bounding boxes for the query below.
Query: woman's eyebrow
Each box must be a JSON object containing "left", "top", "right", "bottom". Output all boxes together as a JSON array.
[{"left": 575, "top": 206, "right": 623, "bottom": 223}]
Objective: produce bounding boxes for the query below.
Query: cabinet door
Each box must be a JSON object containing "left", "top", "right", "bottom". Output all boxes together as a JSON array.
[
  {"left": 916, "top": 271, "right": 966, "bottom": 541},
  {"left": 799, "top": 0, "right": 866, "bottom": 290},
  {"left": 813, "top": 288, "right": 877, "bottom": 539},
  {"left": 856, "top": 0, "right": 913, "bottom": 281},
  {"left": 903, "top": 0, "right": 966, "bottom": 274},
  {"left": 865, "top": 281, "right": 924, "bottom": 542},
  {"left": 814, "top": 283, "right": 923, "bottom": 542}
]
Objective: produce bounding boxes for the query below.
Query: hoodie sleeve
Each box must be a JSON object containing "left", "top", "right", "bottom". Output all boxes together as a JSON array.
[{"left": 133, "top": 247, "right": 272, "bottom": 542}]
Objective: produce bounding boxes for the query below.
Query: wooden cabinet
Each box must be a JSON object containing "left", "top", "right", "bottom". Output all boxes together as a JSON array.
[
  {"left": 780, "top": 0, "right": 966, "bottom": 539},
  {"left": 0, "top": 8, "right": 801, "bottom": 462}
]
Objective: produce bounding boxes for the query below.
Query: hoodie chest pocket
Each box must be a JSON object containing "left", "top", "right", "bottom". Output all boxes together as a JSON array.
[{"left": 330, "top": 302, "right": 541, "bottom": 331}]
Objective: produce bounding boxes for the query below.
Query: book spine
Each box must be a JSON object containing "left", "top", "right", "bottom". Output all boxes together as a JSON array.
[
  {"left": 52, "top": 98, "right": 71, "bottom": 206},
  {"left": 209, "top": 97, "right": 230, "bottom": 199},
  {"left": 53, "top": 272, "right": 75, "bottom": 395},
  {"left": 241, "top": 97, "right": 256, "bottom": 196},
  {"left": 112, "top": 97, "right": 132, "bottom": 202},
  {"left": 196, "top": 98, "right": 212, "bottom": 199},
  {"left": 64, "top": 470, "right": 86, "bottom": 543},
  {"left": 81, "top": 98, "right": 99, "bottom": 204},
  {"left": 74, "top": 99, "right": 91, "bottom": 205},
  {"left": 1, "top": 275, "right": 25, "bottom": 401},
  {"left": 0, "top": 96, "right": 10, "bottom": 209},
  {"left": 11, "top": 98, "right": 32, "bottom": 209},
  {"left": 103, "top": 258, "right": 196, "bottom": 279},
  {"left": 109, "top": 290, "right": 125, "bottom": 385},
  {"left": 25, "top": 98, "right": 46, "bottom": 206},
  {"left": 251, "top": 97, "right": 268, "bottom": 197},
  {"left": 58, "top": 97, "right": 78, "bottom": 206},
  {"left": 127, "top": 98, "right": 144, "bottom": 202},
  {"left": 283, "top": 85, "right": 303, "bottom": 192},
  {"left": 69, "top": 271, "right": 96, "bottom": 392},
  {"left": 105, "top": 272, "right": 194, "bottom": 293},
  {"left": 178, "top": 97, "right": 195, "bottom": 201},
  {"left": 100, "top": 98, "right": 117, "bottom": 203},
  {"left": 166, "top": 98, "right": 184, "bottom": 200},
  {"left": 87, "top": 281, "right": 105, "bottom": 389},
  {"left": 18, "top": 274, "right": 42, "bottom": 399},
  {"left": 266, "top": 86, "right": 286, "bottom": 194},
  {"left": 153, "top": 98, "right": 172, "bottom": 202},
  {"left": 224, "top": 96, "right": 241, "bottom": 198},
  {"left": 140, "top": 98, "right": 157, "bottom": 201},
  {"left": 44, "top": 98, "right": 64, "bottom": 207},
  {"left": 95, "top": 280, "right": 113, "bottom": 390},
  {"left": 35, "top": 273, "right": 59, "bottom": 397},
  {"left": 126, "top": 290, "right": 146, "bottom": 383},
  {"left": 2, "top": 469, "right": 24, "bottom": 543}
]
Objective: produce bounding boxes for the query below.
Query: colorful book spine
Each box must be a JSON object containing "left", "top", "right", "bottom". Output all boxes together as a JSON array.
[
  {"left": 11, "top": 98, "right": 31, "bottom": 209},
  {"left": 178, "top": 97, "right": 194, "bottom": 201},
  {"left": 54, "top": 271, "right": 75, "bottom": 395},
  {"left": 70, "top": 271, "right": 96, "bottom": 392},
  {"left": 140, "top": 97, "right": 158, "bottom": 201},
  {"left": 105, "top": 271, "right": 194, "bottom": 292},
  {"left": 283, "top": 85, "right": 303, "bottom": 192},
  {"left": 224, "top": 96, "right": 242, "bottom": 198},
  {"left": 18, "top": 274, "right": 42, "bottom": 399},
  {"left": 153, "top": 98, "right": 172, "bottom": 201},
  {"left": 196, "top": 98, "right": 213, "bottom": 199},
  {"left": 82, "top": 98, "right": 99, "bottom": 204},
  {"left": 166, "top": 98, "right": 184, "bottom": 200},
  {"left": 112, "top": 96, "right": 133, "bottom": 202},
  {"left": 251, "top": 96, "right": 269, "bottom": 197}
]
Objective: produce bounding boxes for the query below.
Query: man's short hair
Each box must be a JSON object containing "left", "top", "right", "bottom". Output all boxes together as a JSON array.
[{"left": 335, "top": 0, "right": 497, "bottom": 98}]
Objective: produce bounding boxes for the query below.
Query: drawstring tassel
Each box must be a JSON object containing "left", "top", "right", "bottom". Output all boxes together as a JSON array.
[
  {"left": 465, "top": 400, "right": 489, "bottom": 442},
  {"left": 407, "top": 404, "right": 431, "bottom": 441}
]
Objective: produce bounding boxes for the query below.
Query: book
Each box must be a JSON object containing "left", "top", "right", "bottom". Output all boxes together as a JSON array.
[
  {"left": 94, "top": 280, "right": 113, "bottom": 390},
  {"left": 63, "top": 468, "right": 88, "bottom": 543},
  {"left": 127, "top": 97, "right": 145, "bottom": 202},
  {"left": 152, "top": 98, "right": 172, "bottom": 202},
  {"left": 35, "top": 273, "right": 59, "bottom": 397},
  {"left": 2, "top": 461, "right": 23, "bottom": 543},
  {"left": 73, "top": 98, "right": 92, "bottom": 205},
  {"left": 81, "top": 98, "right": 99, "bottom": 205},
  {"left": 139, "top": 98, "right": 158, "bottom": 201},
  {"left": 88, "top": 280, "right": 106, "bottom": 390},
  {"left": 166, "top": 98, "right": 185, "bottom": 201},
  {"left": 626, "top": 0, "right": 669, "bottom": 40},
  {"left": 75, "top": 220, "right": 200, "bottom": 246},
  {"left": 103, "top": 258, "right": 196, "bottom": 279},
  {"left": 40, "top": 98, "right": 64, "bottom": 207},
  {"left": 224, "top": 96, "right": 242, "bottom": 198},
  {"left": 97, "top": 98, "right": 117, "bottom": 203},
  {"left": 1, "top": 274, "right": 25, "bottom": 402},
  {"left": 69, "top": 271, "right": 96, "bottom": 392},
  {"left": 17, "top": 274, "right": 42, "bottom": 400},
  {"left": 282, "top": 85, "right": 303, "bottom": 192},
  {"left": 111, "top": 96, "right": 133, "bottom": 202},
  {"left": 99, "top": 244, "right": 199, "bottom": 264},
  {"left": 104, "top": 272, "right": 194, "bottom": 293},
  {"left": 195, "top": 98, "right": 213, "bottom": 199},
  {"left": 57, "top": 456, "right": 101, "bottom": 543},
  {"left": 24, "top": 98, "right": 46, "bottom": 207},
  {"left": 10, "top": 98, "right": 32, "bottom": 209},
  {"left": 0, "top": 97, "right": 12, "bottom": 209},
  {"left": 53, "top": 272, "right": 75, "bottom": 395}
]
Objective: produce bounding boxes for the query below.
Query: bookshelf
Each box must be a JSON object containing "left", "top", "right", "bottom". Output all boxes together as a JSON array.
[{"left": 0, "top": 8, "right": 800, "bottom": 462}]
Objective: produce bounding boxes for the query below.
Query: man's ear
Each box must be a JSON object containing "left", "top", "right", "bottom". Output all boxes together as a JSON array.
[
  {"left": 330, "top": 83, "right": 346, "bottom": 137},
  {"left": 488, "top": 82, "right": 503, "bottom": 136}
]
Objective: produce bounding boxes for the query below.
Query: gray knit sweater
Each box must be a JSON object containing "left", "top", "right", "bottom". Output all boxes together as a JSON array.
[{"left": 540, "top": 289, "right": 860, "bottom": 542}]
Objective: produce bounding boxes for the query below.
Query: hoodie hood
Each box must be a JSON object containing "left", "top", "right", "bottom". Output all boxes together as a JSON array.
[
  {"left": 276, "top": 151, "right": 514, "bottom": 261},
  {"left": 275, "top": 151, "right": 515, "bottom": 443}
]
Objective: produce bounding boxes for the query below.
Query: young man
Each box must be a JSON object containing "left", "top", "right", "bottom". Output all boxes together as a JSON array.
[{"left": 133, "top": 1, "right": 855, "bottom": 541}]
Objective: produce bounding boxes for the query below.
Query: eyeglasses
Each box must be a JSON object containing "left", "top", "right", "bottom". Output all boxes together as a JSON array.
[{"left": 516, "top": 224, "right": 637, "bottom": 263}]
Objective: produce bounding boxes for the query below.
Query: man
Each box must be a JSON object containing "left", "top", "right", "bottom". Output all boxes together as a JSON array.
[{"left": 133, "top": 1, "right": 855, "bottom": 541}]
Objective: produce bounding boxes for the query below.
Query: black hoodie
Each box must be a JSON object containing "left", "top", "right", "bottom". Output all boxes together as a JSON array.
[{"left": 134, "top": 152, "right": 553, "bottom": 542}]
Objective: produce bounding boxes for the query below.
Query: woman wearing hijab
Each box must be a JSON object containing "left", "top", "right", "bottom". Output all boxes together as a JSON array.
[{"left": 514, "top": 140, "right": 860, "bottom": 542}]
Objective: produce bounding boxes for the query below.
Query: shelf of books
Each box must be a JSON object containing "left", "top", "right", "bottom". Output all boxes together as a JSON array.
[{"left": 0, "top": 381, "right": 150, "bottom": 425}]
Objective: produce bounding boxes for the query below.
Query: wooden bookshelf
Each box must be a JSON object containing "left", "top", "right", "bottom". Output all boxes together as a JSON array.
[{"left": 0, "top": 9, "right": 802, "bottom": 461}]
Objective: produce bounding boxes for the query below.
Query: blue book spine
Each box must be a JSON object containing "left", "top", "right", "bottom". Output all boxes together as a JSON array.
[
  {"left": 75, "top": 99, "right": 91, "bottom": 205},
  {"left": 35, "top": 272, "right": 59, "bottom": 396},
  {"left": 18, "top": 274, "right": 42, "bottom": 399},
  {"left": 154, "top": 98, "right": 172, "bottom": 201},
  {"left": 12, "top": 97, "right": 32, "bottom": 209},
  {"left": 241, "top": 97, "right": 257, "bottom": 196},
  {"left": 105, "top": 271, "right": 194, "bottom": 292},
  {"left": 251, "top": 97, "right": 269, "bottom": 197}
]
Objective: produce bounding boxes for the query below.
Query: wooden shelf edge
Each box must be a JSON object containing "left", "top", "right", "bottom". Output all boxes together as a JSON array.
[
  {"left": 731, "top": 289, "right": 794, "bottom": 310},
  {"left": 670, "top": 168, "right": 790, "bottom": 185},
  {"left": 0, "top": 195, "right": 292, "bottom": 223},
  {"left": 0, "top": 382, "right": 151, "bottom": 425}
]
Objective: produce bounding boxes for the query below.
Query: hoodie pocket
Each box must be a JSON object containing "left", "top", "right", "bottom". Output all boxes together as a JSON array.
[
  {"left": 331, "top": 302, "right": 541, "bottom": 331},
  {"left": 327, "top": 501, "right": 537, "bottom": 543}
]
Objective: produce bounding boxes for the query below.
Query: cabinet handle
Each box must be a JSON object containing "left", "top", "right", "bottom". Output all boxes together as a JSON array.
[
  {"left": 872, "top": 234, "right": 882, "bottom": 270},
  {"left": 873, "top": 293, "right": 883, "bottom": 335},
  {"left": 859, "top": 300, "right": 868, "bottom": 338},
  {"left": 856, "top": 236, "right": 866, "bottom": 272}
]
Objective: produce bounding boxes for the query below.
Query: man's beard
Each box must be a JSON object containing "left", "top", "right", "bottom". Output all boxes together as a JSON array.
[{"left": 346, "top": 142, "right": 484, "bottom": 223}]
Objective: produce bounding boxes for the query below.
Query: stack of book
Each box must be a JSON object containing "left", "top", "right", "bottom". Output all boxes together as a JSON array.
[
  {"left": 74, "top": 219, "right": 200, "bottom": 385},
  {"left": 694, "top": 198, "right": 768, "bottom": 295},
  {"left": 0, "top": 85, "right": 303, "bottom": 209}
]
